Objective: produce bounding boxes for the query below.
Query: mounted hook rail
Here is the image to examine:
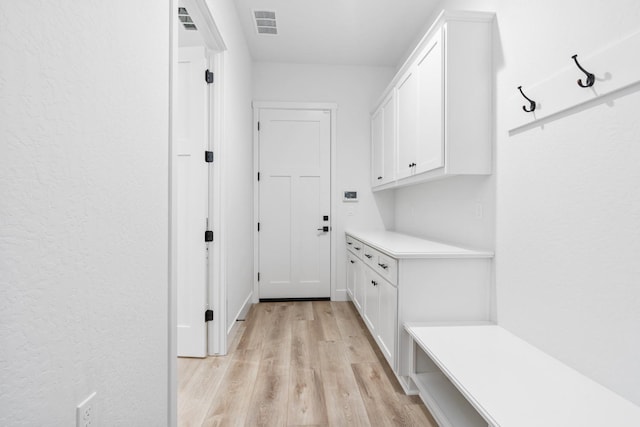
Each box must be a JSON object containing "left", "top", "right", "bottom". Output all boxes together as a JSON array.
[
  {"left": 517, "top": 86, "right": 536, "bottom": 113},
  {"left": 571, "top": 54, "right": 595, "bottom": 88}
]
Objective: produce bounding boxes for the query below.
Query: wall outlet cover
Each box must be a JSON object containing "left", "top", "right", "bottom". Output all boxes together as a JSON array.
[{"left": 76, "top": 392, "right": 97, "bottom": 427}]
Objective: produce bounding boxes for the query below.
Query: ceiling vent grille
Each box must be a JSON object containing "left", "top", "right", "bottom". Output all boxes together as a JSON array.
[
  {"left": 253, "top": 10, "right": 277, "bottom": 35},
  {"left": 178, "top": 7, "right": 197, "bottom": 31}
]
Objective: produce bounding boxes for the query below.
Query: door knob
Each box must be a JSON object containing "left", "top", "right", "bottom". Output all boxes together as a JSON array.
[{"left": 317, "top": 226, "right": 329, "bottom": 232}]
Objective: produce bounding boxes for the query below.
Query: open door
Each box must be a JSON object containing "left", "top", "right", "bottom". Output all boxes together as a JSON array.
[{"left": 176, "top": 46, "right": 210, "bottom": 357}]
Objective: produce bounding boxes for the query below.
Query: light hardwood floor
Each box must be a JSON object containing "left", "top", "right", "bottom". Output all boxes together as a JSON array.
[{"left": 178, "top": 301, "right": 437, "bottom": 426}]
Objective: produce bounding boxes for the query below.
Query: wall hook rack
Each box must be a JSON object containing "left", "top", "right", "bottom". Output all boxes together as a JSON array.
[
  {"left": 571, "top": 54, "right": 595, "bottom": 88},
  {"left": 517, "top": 86, "right": 536, "bottom": 113}
]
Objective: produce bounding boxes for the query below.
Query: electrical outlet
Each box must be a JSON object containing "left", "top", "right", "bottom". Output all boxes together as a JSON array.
[
  {"left": 475, "top": 202, "right": 483, "bottom": 219},
  {"left": 76, "top": 392, "right": 97, "bottom": 427}
]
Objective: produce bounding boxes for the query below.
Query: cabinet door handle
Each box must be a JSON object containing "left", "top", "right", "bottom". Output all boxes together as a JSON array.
[
  {"left": 354, "top": 247, "right": 361, "bottom": 251},
  {"left": 347, "top": 242, "right": 352, "bottom": 245},
  {"left": 365, "top": 254, "right": 372, "bottom": 259},
  {"left": 377, "top": 176, "right": 383, "bottom": 180},
  {"left": 371, "top": 280, "right": 378, "bottom": 287},
  {"left": 378, "top": 263, "right": 388, "bottom": 269},
  {"left": 350, "top": 260, "right": 355, "bottom": 264}
]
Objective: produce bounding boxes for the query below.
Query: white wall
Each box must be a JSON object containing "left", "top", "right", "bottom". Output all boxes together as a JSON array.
[
  {"left": 205, "top": 0, "right": 255, "bottom": 331},
  {"left": 0, "top": 2, "right": 169, "bottom": 425},
  {"left": 393, "top": 0, "right": 640, "bottom": 405},
  {"left": 253, "top": 62, "right": 395, "bottom": 297}
]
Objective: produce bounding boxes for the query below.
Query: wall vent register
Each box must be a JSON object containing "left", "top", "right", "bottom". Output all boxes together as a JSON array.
[
  {"left": 178, "top": 7, "right": 197, "bottom": 31},
  {"left": 253, "top": 10, "right": 278, "bottom": 35}
]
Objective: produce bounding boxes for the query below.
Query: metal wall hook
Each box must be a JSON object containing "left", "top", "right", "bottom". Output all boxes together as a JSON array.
[
  {"left": 572, "top": 54, "right": 595, "bottom": 88},
  {"left": 517, "top": 86, "right": 536, "bottom": 113}
]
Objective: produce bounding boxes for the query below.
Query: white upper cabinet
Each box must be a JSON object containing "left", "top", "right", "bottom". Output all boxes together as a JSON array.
[
  {"left": 371, "top": 11, "right": 494, "bottom": 190},
  {"left": 371, "top": 106, "right": 384, "bottom": 184},
  {"left": 382, "top": 93, "right": 396, "bottom": 184},
  {"left": 396, "top": 69, "right": 418, "bottom": 180},
  {"left": 371, "top": 90, "right": 397, "bottom": 186},
  {"left": 415, "top": 30, "right": 444, "bottom": 175}
]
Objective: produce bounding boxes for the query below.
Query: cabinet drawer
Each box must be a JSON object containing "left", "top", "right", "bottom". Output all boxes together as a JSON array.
[
  {"left": 346, "top": 235, "right": 363, "bottom": 257},
  {"left": 362, "top": 244, "right": 377, "bottom": 269},
  {"left": 375, "top": 252, "right": 398, "bottom": 286}
]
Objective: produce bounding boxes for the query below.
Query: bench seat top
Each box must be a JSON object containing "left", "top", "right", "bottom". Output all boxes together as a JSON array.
[{"left": 405, "top": 324, "right": 640, "bottom": 427}]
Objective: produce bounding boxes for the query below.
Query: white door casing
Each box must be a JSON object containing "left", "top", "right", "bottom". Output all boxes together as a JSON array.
[
  {"left": 257, "top": 108, "right": 331, "bottom": 299},
  {"left": 176, "top": 46, "right": 209, "bottom": 357}
]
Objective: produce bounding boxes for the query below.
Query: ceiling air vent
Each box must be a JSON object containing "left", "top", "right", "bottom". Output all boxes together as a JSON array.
[
  {"left": 253, "top": 10, "right": 277, "bottom": 35},
  {"left": 178, "top": 7, "right": 197, "bottom": 31}
]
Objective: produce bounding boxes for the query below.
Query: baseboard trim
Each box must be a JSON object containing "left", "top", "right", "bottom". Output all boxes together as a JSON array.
[{"left": 259, "top": 297, "right": 330, "bottom": 302}]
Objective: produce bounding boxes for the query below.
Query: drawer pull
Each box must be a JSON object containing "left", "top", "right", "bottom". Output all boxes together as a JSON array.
[
  {"left": 365, "top": 254, "right": 372, "bottom": 259},
  {"left": 377, "top": 176, "right": 383, "bottom": 180},
  {"left": 371, "top": 280, "right": 378, "bottom": 287},
  {"left": 350, "top": 260, "right": 355, "bottom": 264},
  {"left": 347, "top": 242, "right": 352, "bottom": 245},
  {"left": 354, "top": 247, "right": 361, "bottom": 251},
  {"left": 378, "top": 263, "right": 388, "bottom": 269}
]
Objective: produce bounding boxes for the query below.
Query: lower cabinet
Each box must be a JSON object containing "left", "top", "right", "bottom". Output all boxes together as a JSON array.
[
  {"left": 347, "top": 247, "right": 398, "bottom": 370},
  {"left": 377, "top": 277, "right": 398, "bottom": 367},
  {"left": 346, "top": 252, "right": 364, "bottom": 311},
  {"left": 363, "top": 268, "right": 379, "bottom": 331},
  {"left": 346, "top": 231, "right": 494, "bottom": 393}
]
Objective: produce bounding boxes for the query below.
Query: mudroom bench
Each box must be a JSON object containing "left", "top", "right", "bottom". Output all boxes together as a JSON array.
[{"left": 404, "top": 323, "right": 640, "bottom": 427}]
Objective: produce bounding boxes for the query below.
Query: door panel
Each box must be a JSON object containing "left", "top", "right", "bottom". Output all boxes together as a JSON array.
[
  {"left": 371, "top": 108, "right": 384, "bottom": 185},
  {"left": 363, "top": 269, "right": 379, "bottom": 332},
  {"left": 382, "top": 92, "right": 396, "bottom": 184},
  {"left": 258, "top": 109, "right": 331, "bottom": 299},
  {"left": 397, "top": 69, "right": 418, "bottom": 179},
  {"left": 416, "top": 31, "right": 444, "bottom": 173},
  {"left": 260, "top": 176, "right": 292, "bottom": 284},
  {"left": 377, "top": 279, "right": 397, "bottom": 369},
  {"left": 176, "top": 47, "right": 209, "bottom": 358}
]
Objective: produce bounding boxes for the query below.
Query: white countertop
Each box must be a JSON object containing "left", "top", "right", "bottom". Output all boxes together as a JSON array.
[
  {"left": 405, "top": 324, "right": 640, "bottom": 427},
  {"left": 345, "top": 230, "right": 493, "bottom": 259}
]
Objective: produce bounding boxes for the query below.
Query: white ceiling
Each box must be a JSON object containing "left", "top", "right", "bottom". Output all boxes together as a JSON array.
[{"left": 233, "top": 0, "right": 441, "bottom": 67}]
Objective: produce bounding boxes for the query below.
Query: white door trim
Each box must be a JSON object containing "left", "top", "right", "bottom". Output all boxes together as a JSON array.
[
  {"left": 169, "top": 0, "right": 226, "bottom": 425},
  {"left": 252, "top": 101, "right": 338, "bottom": 303}
]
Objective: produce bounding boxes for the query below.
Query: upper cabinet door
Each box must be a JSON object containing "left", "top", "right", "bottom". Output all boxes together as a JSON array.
[
  {"left": 381, "top": 91, "right": 396, "bottom": 185},
  {"left": 396, "top": 68, "right": 418, "bottom": 180},
  {"left": 415, "top": 30, "right": 444, "bottom": 174},
  {"left": 371, "top": 107, "right": 384, "bottom": 186}
]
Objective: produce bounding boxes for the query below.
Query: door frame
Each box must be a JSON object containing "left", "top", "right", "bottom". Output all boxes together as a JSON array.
[
  {"left": 252, "top": 101, "right": 338, "bottom": 303},
  {"left": 169, "top": 0, "right": 226, "bottom": 425}
]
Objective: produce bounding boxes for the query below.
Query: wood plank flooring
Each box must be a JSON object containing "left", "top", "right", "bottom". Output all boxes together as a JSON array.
[{"left": 178, "top": 301, "right": 437, "bottom": 427}]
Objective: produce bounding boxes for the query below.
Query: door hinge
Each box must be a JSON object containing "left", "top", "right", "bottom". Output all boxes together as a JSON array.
[
  {"left": 205, "top": 230, "right": 214, "bottom": 242},
  {"left": 257, "top": 121, "right": 260, "bottom": 131},
  {"left": 257, "top": 222, "right": 260, "bottom": 232},
  {"left": 205, "top": 69, "right": 214, "bottom": 84},
  {"left": 258, "top": 272, "right": 260, "bottom": 281},
  {"left": 257, "top": 172, "right": 260, "bottom": 181},
  {"left": 205, "top": 309, "right": 214, "bottom": 322},
  {"left": 205, "top": 151, "right": 214, "bottom": 163}
]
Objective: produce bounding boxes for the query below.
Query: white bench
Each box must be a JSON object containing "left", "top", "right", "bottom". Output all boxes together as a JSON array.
[{"left": 404, "top": 323, "right": 640, "bottom": 427}]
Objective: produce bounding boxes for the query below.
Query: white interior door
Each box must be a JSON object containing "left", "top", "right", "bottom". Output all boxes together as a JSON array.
[
  {"left": 176, "top": 46, "right": 209, "bottom": 357},
  {"left": 258, "top": 109, "right": 331, "bottom": 299}
]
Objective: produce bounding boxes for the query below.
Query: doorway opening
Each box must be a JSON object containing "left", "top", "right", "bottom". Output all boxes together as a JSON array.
[
  {"left": 170, "top": 0, "right": 226, "bottom": 424},
  {"left": 252, "top": 102, "right": 338, "bottom": 303}
]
